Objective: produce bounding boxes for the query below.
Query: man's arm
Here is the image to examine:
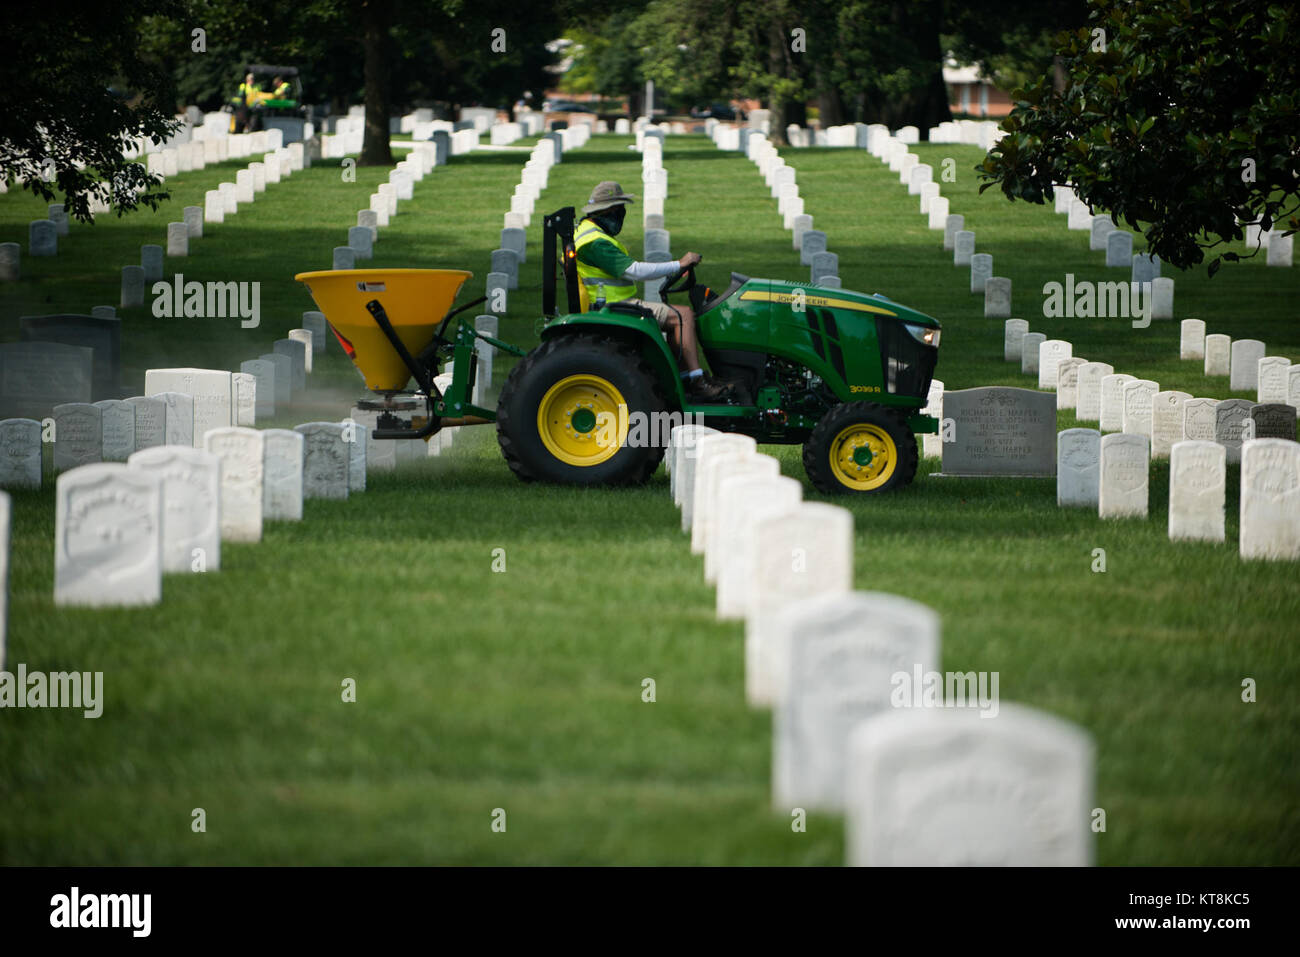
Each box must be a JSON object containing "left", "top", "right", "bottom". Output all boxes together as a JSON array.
[{"left": 578, "top": 238, "right": 693, "bottom": 281}]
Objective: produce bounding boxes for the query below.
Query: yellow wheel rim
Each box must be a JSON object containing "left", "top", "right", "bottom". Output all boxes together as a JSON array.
[
  {"left": 829, "top": 422, "right": 897, "bottom": 490},
  {"left": 537, "top": 374, "right": 628, "bottom": 467}
]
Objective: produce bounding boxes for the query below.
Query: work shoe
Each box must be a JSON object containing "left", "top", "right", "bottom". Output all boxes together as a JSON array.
[{"left": 684, "top": 374, "right": 732, "bottom": 403}]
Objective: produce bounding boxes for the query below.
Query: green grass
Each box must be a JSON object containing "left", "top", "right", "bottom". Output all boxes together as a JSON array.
[{"left": 1, "top": 135, "right": 1297, "bottom": 865}]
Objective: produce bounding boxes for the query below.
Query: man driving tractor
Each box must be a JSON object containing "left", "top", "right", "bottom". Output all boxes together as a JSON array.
[{"left": 574, "top": 181, "right": 731, "bottom": 402}]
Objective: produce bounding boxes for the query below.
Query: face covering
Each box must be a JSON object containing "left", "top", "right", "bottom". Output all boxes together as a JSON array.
[{"left": 595, "top": 205, "right": 626, "bottom": 236}]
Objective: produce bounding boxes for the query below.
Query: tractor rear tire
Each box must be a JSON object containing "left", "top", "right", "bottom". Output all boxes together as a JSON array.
[
  {"left": 803, "top": 401, "right": 918, "bottom": 494},
  {"left": 496, "top": 335, "right": 668, "bottom": 486}
]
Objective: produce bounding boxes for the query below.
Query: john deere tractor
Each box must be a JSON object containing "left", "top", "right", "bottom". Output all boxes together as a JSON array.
[{"left": 295, "top": 206, "right": 940, "bottom": 495}]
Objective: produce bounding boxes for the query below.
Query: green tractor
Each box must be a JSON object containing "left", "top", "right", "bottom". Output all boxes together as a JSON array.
[{"left": 295, "top": 207, "right": 940, "bottom": 495}]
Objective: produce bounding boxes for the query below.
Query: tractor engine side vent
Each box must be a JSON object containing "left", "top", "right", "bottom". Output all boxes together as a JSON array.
[
  {"left": 817, "top": 309, "right": 847, "bottom": 384},
  {"left": 875, "top": 316, "right": 936, "bottom": 397},
  {"left": 804, "top": 310, "right": 827, "bottom": 362}
]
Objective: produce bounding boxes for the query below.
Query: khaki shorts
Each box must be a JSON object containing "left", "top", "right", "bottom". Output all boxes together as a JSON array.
[{"left": 625, "top": 298, "right": 683, "bottom": 332}]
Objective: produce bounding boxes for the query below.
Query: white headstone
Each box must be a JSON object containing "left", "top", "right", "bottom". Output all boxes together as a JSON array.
[
  {"left": 922, "top": 379, "right": 944, "bottom": 459},
  {"left": 1105, "top": 230, "right": 1132, "bottom": 267},
  {"left": 230, "top": 372, "right": 256, "bottom": 427},
  {"left": 1182, "top": 397, "right": 1219, "bottom": 442},
  {"left": 705, "top": 455, "right": 782, "bottom": 584},
  {"left": 1239, "top": 439, "right": 1300, "bottom": 560},
  {"left": 295, "top": 422, "right": 350, "bottom": 500},
  {"left": 1121, "top": 379, "right": 1158, "bottom": 438},
  {"left": 127, "top": 445, "right": 222, "bottom": 572},
  {"left": 953, "top": 231, "right": 975, "bottom": 267},
  {"left": 1099, "top": 373, "right": 1135, "bottom": 432},
  {"left": 969, "top": 254, "right": 993, "bottom": 293},
  {"left": 1099, "top": 432, "right": 1150, "bottom": 518},
  {"left": 1057, "top": 428, "right": 1100, "bottom": 507},
  {"left": 125, "top": 396, "right": 165, "bottom": 451},
  {"left": 1150, "top": 390, "right": 1191, "bottom": 459},
  {"left": 1021, "top": 333, "right": 1046, "bottom": 376},
  {"left": 145, "top": 368, "right": 233, "bottom": 446},
  {"left": 669, "top": 425, "right": 719, "bottom": 508},
  {"left": 774, "top": 592, "right": 941, "bottom": 812},
  {"left": 239, "top": 359, "right": 275, "bottom": 417},
  {"left": 984, "top": 277, "right": 1011, "bottom": 318},
  {"left": 943, "top": 214, "right": 964, "bottom": 251},
  {"left": 1089, "top": 216, "right": 1115, "bottom": 251},
  {"left": 1003, "top": 320, "right": 1028, "bottom": 362},
  {"left": 289, "top": 329, "right": 314, "bottom": 374},
  {"left": 93, "top": 399, "right": 135, "bottom": 461},
  {"left": 203, "top": 427, "right": 264, "bottom": 542},
  {"left": 166, "top": 222, "right": 189, "bottom": 257},
  {"left": 683, "top": 433, "right": 755, "bottom": 533},
  {"left": 1055, "top": 357, "right": 1085, "bottom": 410},
  {"left": 1257, "top": 356, "right": 1291, "bottom": 404},
  {"left": 344, "top": 419, "right": 367, "bottom": 492},
  {"left": 262, "top": 429, "right": 304, "bottom": 521},
  {"left": 1168, "top": 440, "right": 1226, "bottom": 543},
  {"left": 0, "top": 418, "right": 42, "bottom": 489},
  {"left": 1229, "top": 339, "right": 1266, "bottom": 391},
  {"left": 1204, "top": 334, "right": 1231, "bottom": 376},
  {"left": 260, "top": 353, "right": 291, "bottom": 404},
  {"left": 715, "top": 475, "right": 802, "bottom": 620},
  {"left": 1075, "top": 362, "right": 1113, "bottom": 423},
  {"left": 53, "top": 403, "right": 102, "bottom": 472},
  {"left": 745, "top": 503, "right": 854, "bottom": 707},
  {"left": 1037, "top": 340, "right": 1072, "bottom": 390},
  {"left": 54, "top": 464, "right": 163, "bottom": 606},
  {"left": 1179, "top": 319, "right": 1206, "bottom": 360},
  {"left": 845, "top": 704, "right": 1094, "bottom": 866}
]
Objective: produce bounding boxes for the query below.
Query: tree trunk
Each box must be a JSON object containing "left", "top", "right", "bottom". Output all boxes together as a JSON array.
[
  {"left": 872, "top": 0, "right": 951, "bottom": 134},
  {"left": 359, "top": 0, "right": 393, "bottom": 166}
]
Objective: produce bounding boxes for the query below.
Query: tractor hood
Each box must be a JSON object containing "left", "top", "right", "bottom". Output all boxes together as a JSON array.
[{"left": 747, "top": 278, "right": 942, "bottom": 332}]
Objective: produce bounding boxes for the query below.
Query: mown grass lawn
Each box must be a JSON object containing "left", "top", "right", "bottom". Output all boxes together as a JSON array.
[{"left": 1, "top": 134, "right": 1297, "bottom": 865}]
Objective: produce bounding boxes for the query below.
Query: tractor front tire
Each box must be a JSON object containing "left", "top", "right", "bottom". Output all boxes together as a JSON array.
[
  {"left": 496, "top": 335, "right": 668, "bottom": 486},
  {"left": 803, "top": 401, "right": 918, "bottom": 494}
]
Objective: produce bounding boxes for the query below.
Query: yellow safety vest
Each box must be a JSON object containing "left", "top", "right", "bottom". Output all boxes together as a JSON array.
[{"left": 574, "top": 218, "right": 636, "bottom": 310}]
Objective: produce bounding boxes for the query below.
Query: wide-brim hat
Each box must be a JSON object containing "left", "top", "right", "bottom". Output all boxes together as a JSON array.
[{"left": 583, "top": 180, "right": 636, "bottom": 215}]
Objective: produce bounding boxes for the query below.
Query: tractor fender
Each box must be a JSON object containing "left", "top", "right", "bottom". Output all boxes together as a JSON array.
[{"left": 540, "top": 312, "right": 687, "bottom": 408}]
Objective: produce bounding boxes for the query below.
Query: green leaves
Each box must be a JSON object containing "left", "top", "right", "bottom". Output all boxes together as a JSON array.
[{"left": 978, "top": 0, "right": 1300, "bottom": 274}]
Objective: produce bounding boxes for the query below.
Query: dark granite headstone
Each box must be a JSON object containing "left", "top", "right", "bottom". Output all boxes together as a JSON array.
[
  {"left": 940, "top": 387, "right": 1058, "bottom": 477},
  {"left": 431, "top": 130, "right": 450, "bottom": 166},
  {"left": 543, "top": 131, "right": 563, "bottom": 164},
  {"left": 1251, "top": 403, "right": 1297, "bottom": 441},
  {"left": 1214, "top": 398, "right": 1255, "bottom": 465},
  {"left": 0, "top": 341, "right": 94, "bottom": 419},
  {"left": 20, "top": 313, "right": 121, "bottom": 399}
]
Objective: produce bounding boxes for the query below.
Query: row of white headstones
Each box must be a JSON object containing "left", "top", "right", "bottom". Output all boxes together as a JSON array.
[
  {"left": 1000, "top": 322, "right": 1300, "bottom": 558},
  {"left": 486, "top": 124, "right": 593, "bottom": 311},
  {"left": 733, "top": 122, "right": 1298, "bottom": 561},
  {"left": 664, "top": 426, "right": 1096, "bottom": 866},
  {"left": 332, "top": 140, "right": 439, "bottom": 270}
]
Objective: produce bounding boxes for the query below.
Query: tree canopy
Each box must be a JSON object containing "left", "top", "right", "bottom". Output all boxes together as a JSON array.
[
  {"left": 1, "top": 2, "right": 185, "bottom": 223},
  {"left": 978, "top": 0, "right": 1300, "bottom": 274}
]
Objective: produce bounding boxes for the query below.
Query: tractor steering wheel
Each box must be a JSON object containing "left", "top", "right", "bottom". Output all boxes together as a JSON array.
[{"left": 659, "top": 260, "right": 698, "bottom": 299}]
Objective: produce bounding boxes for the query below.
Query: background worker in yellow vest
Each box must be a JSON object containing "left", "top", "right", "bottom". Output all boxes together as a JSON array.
[
  {"left": 271, "top": 76, "right": 290, "bottom": 99},
  {"left": 230, "top": 72, "right": 257, "bottom": 133},
  {"left": 574, "top": 181, "right": 730, "bottom": 402}
]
